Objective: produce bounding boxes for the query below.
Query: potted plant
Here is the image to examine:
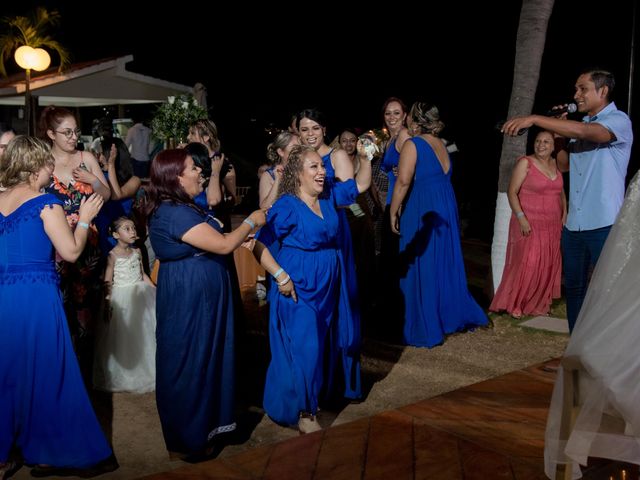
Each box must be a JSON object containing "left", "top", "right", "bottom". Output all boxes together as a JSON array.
[{"left": 151, "top": 94, "right": 207, "bottom": 147}]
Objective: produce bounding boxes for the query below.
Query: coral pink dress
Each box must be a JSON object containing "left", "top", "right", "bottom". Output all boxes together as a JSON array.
[{"left": 490, "top": 156, "right": 563, "bottom": 317}]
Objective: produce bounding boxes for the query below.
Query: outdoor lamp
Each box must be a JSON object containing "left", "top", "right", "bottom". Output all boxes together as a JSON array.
[
  {"left": 14, "top": 46, "right": 51, "bottom": 135},
  {"left": 14, "top": 45, "right": 51, "bottom": 71}
]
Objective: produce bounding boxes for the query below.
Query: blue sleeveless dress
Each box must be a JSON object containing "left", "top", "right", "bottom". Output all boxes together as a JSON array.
[
  {"left": 381, "top": 137, "right": 400, "bottom": 206},
  {"left": 0, "top": 194, "right": 112, "bottom": 467},
  {"left": 321, "top": 151, "right": 361, "bottom": 400},
  {"left": 150, "top": 202, "right": 236, "bottom": 454},
  {"left": 399, "top": 138, "right": 487, "bottom": 347},
  {"left": 256, "top": 180, "right": 359, "bottom": 425}
]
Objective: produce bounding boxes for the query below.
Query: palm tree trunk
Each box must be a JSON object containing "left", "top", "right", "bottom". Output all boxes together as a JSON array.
[{"left": 491, "top": 0, "right": 555, "bottom": 292}]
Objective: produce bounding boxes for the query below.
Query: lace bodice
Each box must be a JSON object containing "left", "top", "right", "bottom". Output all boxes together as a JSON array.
[{"left": 113, "top": 250, "right": 144, "bottom": 287}]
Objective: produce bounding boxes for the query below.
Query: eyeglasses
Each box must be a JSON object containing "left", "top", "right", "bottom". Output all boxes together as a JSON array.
[{"left": 55, "top": 128, "right": 82, "bottom": 139}]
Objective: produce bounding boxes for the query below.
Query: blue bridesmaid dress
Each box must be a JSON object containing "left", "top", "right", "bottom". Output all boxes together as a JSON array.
[
  {"left": 321, "top": 152, "right": 361, "bottom": 400},
  {"left": 398, "top": 138, "right": 487, "bottom": 347},
  {"left": 0, "top": 195, "right": 112, "bottom": 468},
  {"left": 150, "top": 202, "right": 236, "bottom": 454},
  {"left": 256, "top": 180, "right": 358, "bottom": 425}
]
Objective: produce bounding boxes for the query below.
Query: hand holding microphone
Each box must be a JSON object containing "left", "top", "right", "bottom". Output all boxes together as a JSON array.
[
  {"left": 545, "top": 103, "right": 577, "bottom": 117},
  {"left": 498, "top": 103, "right": 577, "bottom": 136}
]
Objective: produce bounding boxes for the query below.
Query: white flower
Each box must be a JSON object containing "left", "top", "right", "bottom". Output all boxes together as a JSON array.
[
  {"left": 167, "top": 96, "right": 175, "bottom": 104},
  {"left": 181, "top": 101, "right": 189, "bottom": 109},
  {"left": 193, "top": 99, "right": 198, "bottom": 106}
]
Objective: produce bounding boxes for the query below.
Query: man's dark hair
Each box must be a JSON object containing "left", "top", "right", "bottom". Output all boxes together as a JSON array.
[{"left": 583, "top": 69, "right": 615, "bottom": 101}]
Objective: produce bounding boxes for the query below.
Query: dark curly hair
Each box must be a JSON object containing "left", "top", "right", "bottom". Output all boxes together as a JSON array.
[{"left": 277, "top": 145, "right": 317, "bottom": 197}]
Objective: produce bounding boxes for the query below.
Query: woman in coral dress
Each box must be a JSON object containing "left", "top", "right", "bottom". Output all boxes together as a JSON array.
[{"left": 490, "top": 130, "right": 566, "bottom": 318}]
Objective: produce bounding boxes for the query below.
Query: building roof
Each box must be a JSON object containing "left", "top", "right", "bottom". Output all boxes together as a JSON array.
[{"left": 0, "top": 55, "right": 192, "bottom": 107}]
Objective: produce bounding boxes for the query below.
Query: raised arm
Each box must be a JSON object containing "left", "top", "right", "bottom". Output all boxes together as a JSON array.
[
  {"left": 222, "top": 162, "right": 237, "bottom": 206},
  {"left": 205, "top": 154, "right": 224, "bottom": 207},
  {"left": 354, "top": 142, "right": 372, "bottom": 193},
  {"left": 73, "top": 151, "right": 111, "bottom": 201},
  {"left": 331, "top": 148, "right": 355, "bottom": 182},
  {"left": 259, "top": 166, "right": 282, "bottom": 209},
  {"left": 502, "top": 115, "right": 614, "bottom": 144},
  {"left": 105, "top": 145, "right": 141, "bottom": 200}
]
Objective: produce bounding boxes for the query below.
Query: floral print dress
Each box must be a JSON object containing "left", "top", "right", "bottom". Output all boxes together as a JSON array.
[{"left": 45, "top": 161, "right": 102, "bottom": 344}]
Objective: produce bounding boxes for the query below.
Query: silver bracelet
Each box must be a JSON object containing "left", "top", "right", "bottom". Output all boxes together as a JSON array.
[
  {"left": 277, "top": 275, "right": 291, "bottom": 287},
  {"left": 515, "top": 211, "right": 525, "bottom": 219}
]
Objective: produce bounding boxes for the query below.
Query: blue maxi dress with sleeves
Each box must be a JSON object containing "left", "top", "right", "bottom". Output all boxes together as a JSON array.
[{"left": 256, "top": 179, "right": 358, "bottom": 425}]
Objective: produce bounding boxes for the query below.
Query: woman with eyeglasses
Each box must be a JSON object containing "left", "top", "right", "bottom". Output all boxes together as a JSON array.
[{"left": 39, "top": 106, "right": 110, "bottom": 381}]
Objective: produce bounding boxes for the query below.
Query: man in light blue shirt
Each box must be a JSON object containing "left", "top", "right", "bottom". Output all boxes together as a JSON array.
[{"left": 502, "top": 69, "right": 633, "bottom": 331}]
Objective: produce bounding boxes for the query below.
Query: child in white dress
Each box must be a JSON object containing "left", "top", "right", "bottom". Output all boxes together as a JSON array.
[{"left": 94, "top": 216, "right": 156, "bottom": 393}]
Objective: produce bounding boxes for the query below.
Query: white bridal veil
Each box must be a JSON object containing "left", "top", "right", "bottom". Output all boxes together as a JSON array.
[{"left": 544, "top": 171, "right": 640, "bottom": 478}]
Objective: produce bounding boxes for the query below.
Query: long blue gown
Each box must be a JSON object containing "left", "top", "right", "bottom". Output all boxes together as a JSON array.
[
  {"left": 149, "top": 202, "right": 236, "bottom": 454},
  {"left": 0, "top": 195, "right": 112, "bottom": 467},
  {"left": 321, "top": 152, "right": 361, "bottom": 400},
  {"left": 399, "top": 137, "right": 488, "bottom": 347},
  {"left": 256, "top": 180, "right": 358, "bottom": 425}
]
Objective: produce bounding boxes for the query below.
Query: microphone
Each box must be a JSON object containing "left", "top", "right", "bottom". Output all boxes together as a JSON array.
[
  {"left": 545, "top": 103, "right": 577, "bottom": 117},
  {"left": 497, "top": 103, "right": 578, "bottom": 135}
]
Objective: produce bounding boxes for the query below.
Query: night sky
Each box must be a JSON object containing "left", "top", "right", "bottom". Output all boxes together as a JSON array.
[{"left": 4, "top": 1, "right": 639, "bottom": 239}]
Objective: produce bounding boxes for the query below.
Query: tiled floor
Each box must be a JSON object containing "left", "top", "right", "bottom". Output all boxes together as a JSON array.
[{"left": 140, "top": 361, "right": 638, "bottom": 479}]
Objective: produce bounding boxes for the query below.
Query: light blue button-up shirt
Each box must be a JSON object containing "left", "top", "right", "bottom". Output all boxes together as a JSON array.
[{"left": 566, "top": 102, "right": 633, "bottom": 231}]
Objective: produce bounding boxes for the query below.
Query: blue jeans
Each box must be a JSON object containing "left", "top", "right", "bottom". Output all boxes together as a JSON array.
[{"left": 561, "top": 226, "right": 611, "bottom": 332}]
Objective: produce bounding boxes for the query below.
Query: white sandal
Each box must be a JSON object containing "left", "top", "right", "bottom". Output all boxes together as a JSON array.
[{"left": 298, "top": 413, "right": 322, "bottom": 434}]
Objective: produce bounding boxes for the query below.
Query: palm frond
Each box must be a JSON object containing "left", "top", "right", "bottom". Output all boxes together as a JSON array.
[{"left": 0, "top": 7, "right": 69, "bottom": 77}]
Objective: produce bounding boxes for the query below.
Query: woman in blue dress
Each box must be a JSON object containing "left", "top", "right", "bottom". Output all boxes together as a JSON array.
[
  {"left": 296, "top": 109, "right": 362, "bottom": 401},
  {"left": 379, "top": 98, "right": 411, "bottom": 335},
  {"left": 253, "top": 144, "right": 371, "bottom": 433},
  {"left": 390, "top": 102, "right": 487, "bottom": 348},
  {"left": 187, "top": 119, "right": 236, "bottom": 232},
  {"left": 94, "top": 139, "right": 141, "bottom": 256},
  {"left": 145, "top": 149, "right": 265, "bottom": 458},
  {"left": 0, "top": 136, "right": 116, "bottom": 477},
  {"left": 258, "top": 131, "right": 301, "bottom": 297},
  {"left": 184, "top": 142, "right": 224, "bottom": 212}
]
